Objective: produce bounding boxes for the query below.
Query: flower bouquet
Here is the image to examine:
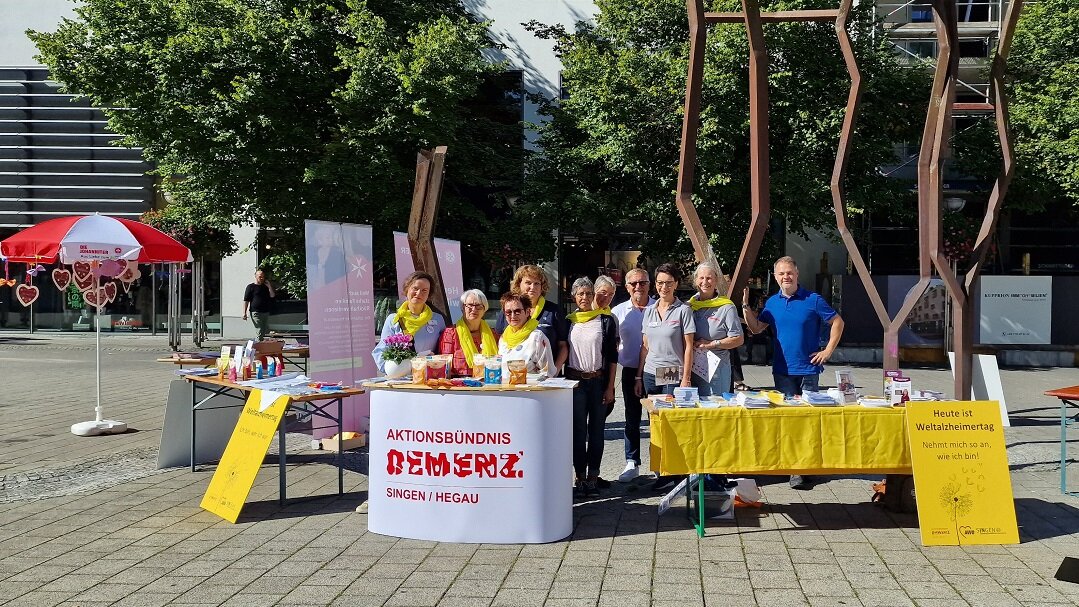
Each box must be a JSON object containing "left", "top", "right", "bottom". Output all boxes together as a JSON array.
[{"left": 381, "top": 333, "right": 416, "bottom": 378}]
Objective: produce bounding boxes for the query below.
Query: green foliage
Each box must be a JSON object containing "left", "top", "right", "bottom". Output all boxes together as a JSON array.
[
  {"left": 954, "top": 0, "right": 1079, "bottom": 211},
  {"left": 519, "top": 0, "right": 928, "bottom": 272},
  {"left": 30, "top": 0, "right": 524, "bottom": 287},
  {"left": 140, "top": 206, "right": 237, "bottom": 260}
]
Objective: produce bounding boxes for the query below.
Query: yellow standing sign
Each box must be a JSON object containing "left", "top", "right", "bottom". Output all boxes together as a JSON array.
[
  {"left": 906, "top": 401, "right": 1019, "bottom": 545},
  {"left": 201, "top": 390, "right": 290, "bottom": 523}
]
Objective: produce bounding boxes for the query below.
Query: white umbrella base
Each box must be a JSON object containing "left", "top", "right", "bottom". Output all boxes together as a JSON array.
[{"left": 71, "top": 420, "right": 128, "bottom": 437}]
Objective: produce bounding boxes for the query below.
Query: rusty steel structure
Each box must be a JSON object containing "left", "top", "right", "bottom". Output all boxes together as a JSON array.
[
  {"left": 407, "top": 146, "right": 452, "bottom": 328},
  {"left": 675, "top": 0, "right": 1022, "bottom": 399}
]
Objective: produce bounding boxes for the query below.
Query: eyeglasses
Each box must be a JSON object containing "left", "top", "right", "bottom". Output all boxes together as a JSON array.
[
  {"left": 627, "top": 281, "right": 650, "bottom": 287},
  {"left": 504, "top": 308, "right": 525, "bottom": 316},
  {"left": 463, "top": 303, "right": 484, "bottom": 309},
  {"left": 655, "top": 280, "right": 676, "bottom": 287}
]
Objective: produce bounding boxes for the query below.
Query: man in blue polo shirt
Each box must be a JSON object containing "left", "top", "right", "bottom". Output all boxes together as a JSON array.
[{"left": 743, "top": 256, "right": 845, "bottom": 489}]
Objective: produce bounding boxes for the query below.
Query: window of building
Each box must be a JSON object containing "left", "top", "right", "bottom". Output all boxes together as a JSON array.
[
  {"left": 958, "top": 39, "right": 989, "bottom": 58},
  {"left": 908, "top": 41, "right": 936, "bottom": 59},
  {"left": 911, "top": 6, "right": 933, "bottom": 23}
]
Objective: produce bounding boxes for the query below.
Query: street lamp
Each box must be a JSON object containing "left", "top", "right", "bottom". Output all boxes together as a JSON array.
[{"left": 944, "top": 196, "right": 966, "bottom": 213}]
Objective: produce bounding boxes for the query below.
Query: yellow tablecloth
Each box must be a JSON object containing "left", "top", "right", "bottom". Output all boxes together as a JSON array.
[{"left": 649, "top": 405, "right": 912, "bottom": 476}]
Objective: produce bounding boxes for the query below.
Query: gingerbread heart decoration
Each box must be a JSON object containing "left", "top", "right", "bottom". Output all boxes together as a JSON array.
[
  {"left": 83, "top": 287, "right": 103, "bottom": 308},
  {"left": 119, "top": 266, "right": 141, "bottom": 283},
  {"left": 74, "top": 271, "right": 96, "bottom": 292},
  {"left": 15, "top": 284, "right": 39, "bottom": 307},
  {"left": 52, "top": 268, "right": 72, "bottom": 291},
  {"left": 121, "top": 280, "right": 132, "bottom": 293},
  {"left": 72, "top": 261, "right": 93, "bottom": 282},
  {"left": 2, "top": 278, "right": 16, "bottom": 287},
  {"left": 103, "top": 281, "right": 117, "bottom": 303}
]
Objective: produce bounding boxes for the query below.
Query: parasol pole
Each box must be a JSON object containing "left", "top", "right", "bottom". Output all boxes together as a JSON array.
[
  {"left": 96, "top": 292, "right": 102, "bottom": 422},
  {"left": 71, "top": 262, "right": 127, "bottom": 436}
]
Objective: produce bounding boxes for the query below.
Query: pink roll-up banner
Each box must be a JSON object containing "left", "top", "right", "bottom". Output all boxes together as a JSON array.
[
  {"left": 392, "top": 232, "right": 463, "bottom": 323},
  {"left": 305, "top": 221, "right": 374, "bottom": 437}
]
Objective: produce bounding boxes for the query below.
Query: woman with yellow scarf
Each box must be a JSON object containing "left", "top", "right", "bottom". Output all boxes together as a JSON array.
[
  {"left": 688, "top": 262, "right": 744, "bottom": 397},
  {"left": 438, "top": 289, "right": 499, "bottom": 376},
  {"left": 565, "top": 277, "right": 619, "bottom": 498},
  {"left": 372, "top": 271, "right": 447, "bottom": 374},
  {"left": 495, "top": 264, "right": 568, "bottom": 375},
  {"left": 497, "top": 293, "right": 555, "bottom": 379}
]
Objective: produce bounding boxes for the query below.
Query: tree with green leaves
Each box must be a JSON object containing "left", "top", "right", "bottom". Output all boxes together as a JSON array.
[
  {"left": 30, "top": 0, "right": 525, "bottom": 294},
  {"left": 955, "top": 0, "right": 1079, "bottom": 215},
  {"left": 519, "top": 0, "right": 930, "bottom": 272}
]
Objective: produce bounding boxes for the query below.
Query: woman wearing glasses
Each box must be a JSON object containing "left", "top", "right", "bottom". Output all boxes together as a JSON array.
[
  {"left": 438, "top": 289, "right": 499, "bottom": 377},
  {"left": 496, "top": 265, "right": 568, "bottom": 374},
  {"left": 497, "top": 293, "right": 556, "bottom": 379},
  {"left": 688, "top": 262, "right": 744, "bottom": 397},
  {"left": 565, "top": 277, "right": 619, "bottom": 497},
  {"left": 634, "top": 263, "right": 695, "bottom": 398}
]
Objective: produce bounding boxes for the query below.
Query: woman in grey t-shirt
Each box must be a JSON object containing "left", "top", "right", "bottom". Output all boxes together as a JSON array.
[
  {"left": 688, "top": 262, "right": 744, "bottom": 397},
  {"left": 633, "top": 263, "right": 695, "bottom": 397}
]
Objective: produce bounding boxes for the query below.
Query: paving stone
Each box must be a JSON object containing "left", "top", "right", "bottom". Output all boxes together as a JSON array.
[{"left": 752, "top": 588, "right": 811, "bottom": 606}]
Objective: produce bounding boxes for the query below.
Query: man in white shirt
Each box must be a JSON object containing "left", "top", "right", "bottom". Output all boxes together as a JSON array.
[{"left": 611, "top": 268, "right": 656, "bottom": 482}]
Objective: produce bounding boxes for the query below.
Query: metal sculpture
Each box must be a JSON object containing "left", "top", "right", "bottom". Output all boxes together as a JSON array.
[
  {"left": 675, "top": 0, "right": 1022, "bottom": 399},
  {"left": 407, "top": 146, "right": 452, "bottom": 328}
]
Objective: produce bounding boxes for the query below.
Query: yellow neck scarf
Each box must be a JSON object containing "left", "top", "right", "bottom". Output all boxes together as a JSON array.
[
  {"left": 529, "top": 296, "right": 546, "bottom": 321},
  {"left": 688, "top": 293, "right": 734, "bottom": 311},
  {"left": 567, "top": 306, "right": 611, "bottom": 323},
  {"left": 395, "top": 302, "right": 433, "bottom": 335},
  {"left": 501, "top": 319, "right": 539, "bottom": 349},
  {"left": 456, "top": 318, "right": 498, "bottom": 368}
]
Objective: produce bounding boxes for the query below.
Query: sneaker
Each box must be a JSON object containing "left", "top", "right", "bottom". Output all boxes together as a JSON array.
[
  {"left": 583, "top": 479, "right": 600, "bottom": 497},
  {"left": 789, "top": 474, "right": 811, "bottom": 490},
  {"left": 618, "top": 460, "right": 640, "bottom": 482},
  {"left": 596, "top": 477, "right": 611, "bottom": 489}
]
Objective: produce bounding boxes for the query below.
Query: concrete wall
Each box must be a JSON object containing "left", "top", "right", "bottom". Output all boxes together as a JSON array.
[
  {"left": 0, "top": 0, "right": 73, "bottom": 66},
  {"left": 466, "top": 0, "right": 597, "bottom": 147},
  {"left": 219, "top": 225, "right": 259, "bottom": 339}
]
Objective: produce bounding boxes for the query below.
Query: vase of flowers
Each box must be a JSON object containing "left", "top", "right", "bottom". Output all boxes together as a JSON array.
[{"left": 381, "top": 333, "right": 416, "bottom": 378}]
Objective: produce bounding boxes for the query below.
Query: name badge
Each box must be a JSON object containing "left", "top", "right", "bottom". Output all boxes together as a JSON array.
[
  {"left": 654, "top": 365, "right": 681, "bottom": 386},
  {"left": 648, "top": 321, "right": 661, "bottom": 328}
]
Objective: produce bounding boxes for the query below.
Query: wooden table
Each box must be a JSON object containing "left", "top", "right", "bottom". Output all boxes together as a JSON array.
[
  {"left": 1045, "top": 385, "right": 1079, "bottom": 495},
  {"left": 159, "top": 346, "right": 310, "bottom": 372},
  {"left": 644, "top": 398, "right": 912, "bottom": 536},
  {"left": 184, "top": 375, "right": 364, "bottom": 505}
]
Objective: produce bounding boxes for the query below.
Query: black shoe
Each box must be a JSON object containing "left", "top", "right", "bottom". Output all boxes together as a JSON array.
[
  {"left": 595, "top": 477, "right": 611, "bottom": 489},
  {"left": 583, "top": 479, "right": 600, "bottom": 497},
  {"left": 789, "top": 474, "right": 812, "bottom": 490},
  {"left": 573, "top": 479, "right": 584, "bottom": 498},
  {"left": 651, "top": 474, "right": 683, "bottom": 492}
]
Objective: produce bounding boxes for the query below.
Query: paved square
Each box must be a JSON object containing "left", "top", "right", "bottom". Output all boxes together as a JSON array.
[{"left": 2, "top": 334, "right": 1078, "bottom": 606}]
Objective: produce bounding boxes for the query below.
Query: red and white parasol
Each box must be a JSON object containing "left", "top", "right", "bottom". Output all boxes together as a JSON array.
[
  {"left": 0, "top": 213, "right": 192, "bottom": 437},
  {"left": 0, "top": 213, "right": 192, "bottom": 264}
]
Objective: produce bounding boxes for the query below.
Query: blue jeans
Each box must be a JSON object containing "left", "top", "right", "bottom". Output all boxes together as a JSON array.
[
  {"left": 774, "top": 373, "right": 819, "bottom": 397},
  {"left": 642, "top": 372, "right": 678, "bottom": 397},
  {"left": 692, "top": 362, "right": 732, "bottom": 398},
  {"left": 572, "top": 376, "right": 606, "bottom": 478}
]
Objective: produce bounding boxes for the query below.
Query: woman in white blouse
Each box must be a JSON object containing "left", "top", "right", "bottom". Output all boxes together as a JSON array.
[{"left": 497, "top": 293, "right": 556, "bottom": 380}]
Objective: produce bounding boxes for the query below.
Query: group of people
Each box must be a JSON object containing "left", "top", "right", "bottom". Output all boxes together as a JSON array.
[{"left": 371, "top": 256, "right": 844, "bottom": 496}]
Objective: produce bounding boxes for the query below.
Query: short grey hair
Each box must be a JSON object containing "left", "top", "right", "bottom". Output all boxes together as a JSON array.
[
  {"left": 570, "top": 277, "right": 594, "bottom": 296},
  {"left": 594, "top": 275, "right": 617, "bottom": 292},
  {"left": 459, "top": 288, "right": 489, "bottom": 312},
  {"left": 625, "top": 267, "right": 649, "bottom": 282},
  {"left": 773, "top": 256, "right": 798, "bottom": 271},
  {"left": 693, "top": 261, "right": 722, "bottom": 280}
]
